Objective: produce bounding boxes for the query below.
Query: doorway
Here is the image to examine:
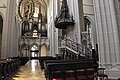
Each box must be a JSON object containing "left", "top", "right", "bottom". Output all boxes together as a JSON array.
[{"left": 31, "top": 44, "right": 39, "bottom": 59}]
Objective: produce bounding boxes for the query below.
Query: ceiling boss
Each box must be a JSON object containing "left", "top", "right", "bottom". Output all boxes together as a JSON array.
[{"left": 18, "top": 0, "right": 35, "bottom": 21}]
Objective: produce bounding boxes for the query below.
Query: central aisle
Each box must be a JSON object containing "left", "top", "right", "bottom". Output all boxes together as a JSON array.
[{"left": 12, "top": 60, "right": 46, "bottom": 80}]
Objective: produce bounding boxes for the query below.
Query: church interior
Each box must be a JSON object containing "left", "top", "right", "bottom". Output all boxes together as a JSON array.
[{"left": 0, "top": 0, "right": 120, "bottom": 80}]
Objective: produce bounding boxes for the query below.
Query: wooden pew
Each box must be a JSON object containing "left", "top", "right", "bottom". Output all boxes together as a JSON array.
[
  {"left": 44, "top": 60, "right": 98, "bottom": 80},
  {"left": 12, "top": 57, "right": 29, "bottom": 66},
  {"left": 0, "top": 63, "right": 3, "bottom": 80},
  {"left": 0, "top": 60, "right": 10, "bottom": 79},
  {"left": 9, "top": 59, "right": 20, "bottom": 73},
  {"left": 39, "top": 56, "right": 58, "bottom": 69},
  {"left": 0, "top": 58, "right": 20, "bottom": 80}
]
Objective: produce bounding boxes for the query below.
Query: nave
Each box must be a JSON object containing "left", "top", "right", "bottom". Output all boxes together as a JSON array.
[{"left": 12, "top": 60, "right": 46, "bottom": 80}]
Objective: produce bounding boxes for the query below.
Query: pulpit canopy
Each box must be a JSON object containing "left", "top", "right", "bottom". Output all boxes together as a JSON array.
[{"left": 54, "top": 0, "right": 74, "bottom": 29}]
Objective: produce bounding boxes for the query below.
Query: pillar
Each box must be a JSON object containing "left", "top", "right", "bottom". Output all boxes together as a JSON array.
[
  {"left": 1, "top": 0, "right": 17, "bottom": 59},
  {"left": 93, "top": 0, "right": 120, "bottom": 78}
]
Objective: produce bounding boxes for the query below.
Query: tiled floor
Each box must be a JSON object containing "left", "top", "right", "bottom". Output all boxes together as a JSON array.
[{"left": 12, "top": 60, "right": 46, "bottom": 80}]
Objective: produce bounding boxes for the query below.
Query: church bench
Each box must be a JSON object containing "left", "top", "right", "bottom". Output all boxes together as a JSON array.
[
  {"left": 5, "top": 59, "right": 13, "bottom": 76},
  {"left": 0, "top": 59, "right": 20, "bottom": 79},
  {"left": 0, "top": 60, "right": 11, "bottom": 79},
  {"left": 11, "top": 57, "right": 29, "bottom": 66},
  {"left": 39, "top": 56, "right": 58, "bottom": 69},
  {"left": 44, "top": 59, "right": 82, "bottom": 78},
  {"left": 5, "top": 58, "right": 20, "bottom": 74},
  {"left": 9, "top": 59, "right": 20, "bottom": 73},
  {"left": 0, "top": 63, "right": 3, "bottom": 80},
  {"left": 44, "top": 60, "right": 98, "bottom": 80}
]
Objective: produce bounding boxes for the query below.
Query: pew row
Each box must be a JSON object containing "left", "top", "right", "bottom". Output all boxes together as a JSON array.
[
  {"left": 39, "top": 56, "right": 58, "bottom": 69},
  {"left": 44, "top": 60, "right": 98, "bottom": 80},
  {"left": 11, "top": 57, "right": 29, "bottom": 66},
  {"left": 0, "top": 59, "right": 20, "bottom": 80}
]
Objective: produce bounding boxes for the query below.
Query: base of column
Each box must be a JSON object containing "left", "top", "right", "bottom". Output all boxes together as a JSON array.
[
  {"left": 99, "top": 64, "right": 120, "bottom": 79},
  {"left": 106, "top": 68, "right": 120, "bottom": 79}
]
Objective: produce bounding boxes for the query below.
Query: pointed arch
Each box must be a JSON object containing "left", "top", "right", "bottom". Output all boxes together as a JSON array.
[
  {"left": 21, "top": 43, "right": 27, "bottom": 49},
  {"left": 40, "top": 42, "right": 48, "bottom": 56},
  {"left": 84, "top": 16, "right": 91, "bottom": 31},
  {"left": 20, "top": 43, "right": 29, "bottom": 57},
  {"left": 30, "top": 43, "right": 39, "bottom": 57},
  {"left": 30, "top": 43, "right": 39, "bottom": 49},
  {"left": 83, "top": 16, "right": 97, "bottom": 49}
]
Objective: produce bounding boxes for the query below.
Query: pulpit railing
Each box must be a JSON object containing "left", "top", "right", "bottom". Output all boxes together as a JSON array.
[{"left": 58, "top": 37, "right": 92, "bottom": 59}]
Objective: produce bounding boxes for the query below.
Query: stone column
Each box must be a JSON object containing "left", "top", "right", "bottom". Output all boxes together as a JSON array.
[
  {"left": 48, "top": 0, "right": 59, "bottom": 56},
  {"left": 53, "top": 0, "right": 59, "bottom": 55},
  {"left": 109, "top": 0, "right": 120, "bottom": 65},
  {"left": 93, "top": 0, "right": 120, "bottom": 78},
  {"left": 93, "top": 0, "right": 105, "bottom": 65},
  {"left": 47, "top": 0, "right": 55, "bottom": 56},
  {"left": 67, "top": 0, "right": 83, "bottom": 43},
  {"left": 114, "top": 0, "right": 120, "bottom": 65},
  {"left": 1, "top": 0, "right": 16, "bottom": 59}
]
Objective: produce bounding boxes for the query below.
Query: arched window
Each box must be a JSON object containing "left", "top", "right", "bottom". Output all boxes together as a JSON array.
[
  {"left": 82, "top": 17, "right": 92, "bottom": 48},
  {"left": 84, "top": 17, "right": 91, "bottom": 31}
]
